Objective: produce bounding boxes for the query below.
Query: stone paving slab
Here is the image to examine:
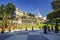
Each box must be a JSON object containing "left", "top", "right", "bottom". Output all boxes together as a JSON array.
[
  {"left": 41, "top": 32, "right": 60, "bottom": 40},
  {"left": 29, "top": 32, "right": 40, "bottom": 35},
  {"left": 6, "top": 35, "right": 28, "bottom": 40},
  {"left": 0, "top": 30, "right": 60, "bottom": 40},
  {"left": 27, "top": 35, "right": 48, "bottom": 40},
  {"left": 0, "top": 34, "right": 13, "bottom": 40}
]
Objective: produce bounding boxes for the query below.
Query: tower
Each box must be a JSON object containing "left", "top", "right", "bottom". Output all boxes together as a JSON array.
[{"left": 37, "top": 12, "right": 42, "bottom": 18}]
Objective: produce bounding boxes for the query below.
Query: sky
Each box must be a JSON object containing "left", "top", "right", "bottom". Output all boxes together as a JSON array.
[{"left": 0, "top": 0, "right": 53, "bottom": 17}]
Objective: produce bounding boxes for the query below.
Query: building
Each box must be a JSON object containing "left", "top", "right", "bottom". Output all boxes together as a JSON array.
[
  {"left": 13, "top": 8, "right": 24, "bottom": 24},
  {"left": 12, "top": 8, "right": 47, "bottom": 25},
  {"left": 16, "top": 8, "right": 24, "bottom": 17},
  {"left": 35, "top": 12, "right": 46, "bottom": 24}
]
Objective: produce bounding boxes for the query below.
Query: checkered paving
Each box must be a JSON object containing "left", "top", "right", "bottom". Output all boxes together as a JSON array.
[{"left": 0, "top": 30, "right": 60, "bottom": 40}]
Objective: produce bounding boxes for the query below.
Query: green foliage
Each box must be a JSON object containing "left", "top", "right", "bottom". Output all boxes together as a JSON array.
[
  {"left": 47, "top": 12, "right": 55, "bottom": 20},
  {"left": 23, "top": 12, "right": 25, "bottom": 15},
  {"left": 0, "top": 3, "right": 16, "bottom": 26},
  {"left": 6, "top": 3, "right": 16, "bottom": 14},
  {"left": 47, "top": 8, "right": 60, "bottom": 20},
  {"left": 47, "top": 0, "right": 60, "bottom": 32},
  {"left": 51, "top": 0, "right": 60, "bottom": 9},
  {"left": 23, "top": 12, "right": 35, "bottom": 17},
  {"left": 28, "top": 13, "right": 35, "bottom": 17}
]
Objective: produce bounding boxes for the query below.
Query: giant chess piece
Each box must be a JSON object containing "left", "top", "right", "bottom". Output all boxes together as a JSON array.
[
  {"left": 48, "top": 26, "right": 50, "bottom": 31},
  {"left": 55, "top": 20, "right": 59, "bottom": 33},
  {"left": 55, "top": 26, "right": 59, "bottom": 33},
  {"left": 25, "top": 26, "right": 27, "bottom": 31},
  {"left": 39, "top": 26, "right": 41, "bottom": 30},
  {"left": 1, "top": 26, "right": 5, "bottom": 33},
  {"left": 32, "top": 26, "right": 34, "bottom": 31},
  {"left": 43, "top": 25, "right": 47, "bottom": 34}
]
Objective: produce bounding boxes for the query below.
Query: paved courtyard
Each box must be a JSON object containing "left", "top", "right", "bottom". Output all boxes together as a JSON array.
[{"left": 0, "top": 30, "right": 60, "bottom": 40}]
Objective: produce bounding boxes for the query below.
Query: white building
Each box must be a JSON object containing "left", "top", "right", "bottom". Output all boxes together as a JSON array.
[
  {"left": 16, "top": 8, "right": 23, "bottom": 17},
  {"left": 37, "top": 12, "right": 42, "bottom": 18},
  {"left": 43, "top": 17, "right": 46, "bottom": 20},
  {"left": 13, "top": 8, "right": 24, "bottom": 24},
  {"left": 35, "top": 12, "right": 43, "bottom": 19},
  {"left": 35, "top": 12, "right": 47, "bottom": 24}
]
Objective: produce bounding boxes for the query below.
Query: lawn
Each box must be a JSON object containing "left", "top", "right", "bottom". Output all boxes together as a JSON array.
[
  {"left": 0, "top": 23, "right": 60, "bottom": 31},
  {"left": 16, "top": 23, "right": 46, "bottom": 30},
  {"left": 19, "top": 23, "right": 60, "bottom": 30}
]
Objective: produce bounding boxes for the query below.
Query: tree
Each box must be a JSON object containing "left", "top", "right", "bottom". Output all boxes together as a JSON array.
[
  {"left": 47, "top": 0, "right": 60, "bottom": 33},
  {"left": 0, "top": 4, "right": 6, "bottom": 25},
  {"left": 0, "top": 5, "right": 3, "bottom": 19},
  {"left": 0, "top": 4, "right": 6, "bottom": 33},
  {"left": 47, "top": 8, "right": 60, "bottom": 33},
  {"left": 28, "top": 13, "right": 35, "bottom": 17},
  {"left": 47, "top": 11, "right": 55, "bottom": 30},
  {"left": 51, "top": 0, "right": 60, "bottom": 10},
  {"left": 6, "top": 3, "right": 16, "bottom": 25},
  {"left": 0, "top": 3, "right": 16, "bottom": 33},
  {"left": 54, "top": 9, "right": 60, "bottom": 33}
]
